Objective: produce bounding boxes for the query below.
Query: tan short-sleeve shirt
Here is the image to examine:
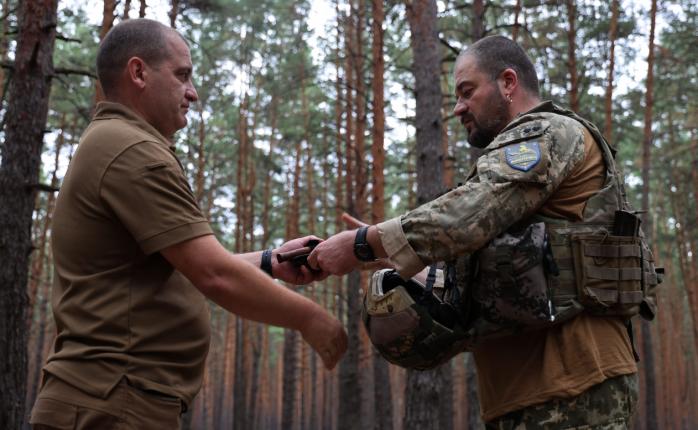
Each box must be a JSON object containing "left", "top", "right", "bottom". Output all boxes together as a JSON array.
[{"left": 45, "top": 102, "right": 213, "bottom": 407}]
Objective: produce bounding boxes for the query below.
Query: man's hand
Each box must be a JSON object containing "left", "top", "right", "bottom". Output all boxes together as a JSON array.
[
  {"left": 340, "top": 213, "right": 394, "bottom": 272},
  {"left": 300, "top": 307, "right": 348, "bottom": 370},
  {"left": 307, "top": 230, "right": 361, "bottom": 276},
  {"left": 273, "top": 235, "right": 329, "bottom": 284}
]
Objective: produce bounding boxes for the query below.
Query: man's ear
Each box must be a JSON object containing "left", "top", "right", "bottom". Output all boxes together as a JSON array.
[
  {"left": 498, "top": 68, "right": 518, "bottom": 95},
  {"left": 126, "top": 57, "right": 147, "bottom": 90}
]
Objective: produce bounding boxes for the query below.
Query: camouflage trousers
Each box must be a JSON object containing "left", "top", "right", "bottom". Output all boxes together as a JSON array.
[{"left": 485, "top": 373, "right": 639, "bottom": 430}]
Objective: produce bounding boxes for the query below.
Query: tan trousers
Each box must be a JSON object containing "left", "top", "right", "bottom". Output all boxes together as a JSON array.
[{"left": 30, "top": 373, "right": 183, "bottom": 430}]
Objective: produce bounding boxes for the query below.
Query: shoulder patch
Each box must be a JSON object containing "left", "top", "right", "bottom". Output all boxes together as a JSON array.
[{"left": 504, "top": 141, "right": 541, "bottom": 172}]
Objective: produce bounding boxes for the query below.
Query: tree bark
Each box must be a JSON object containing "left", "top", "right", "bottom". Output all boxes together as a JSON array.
[
  {"left": 122, "top": 0, "right": 131, "bottom": 19},
  {"left": 169, "top": 0, "right": 178, "bottom": 28},
  {"left": 25, "top": 115, "right": 65, "bottom": 415},
  {"left": 603, "top": 0, "right": 619, "bottom": 143},
  {"left": 94, "top": 0, "right": 117, "bottom": 104},
  {"left": 404, "top": 1, "right": 452, "bottom": 429},
  {"left": 468, "top": 0, "right": 485, "bottom": 164},
  {"left": 565, "top": 0, "right": 579, "bottom": 113},
  {"left": 338, "top": 4, "right": 362, "bottom": 430},
  {"left": 0, "top": 0, "right": 13, "bottom": 104},
  {"left": 0, "top": 0, "right": 58, "bottom": 427},
  {"left": 639, "top": 3, "right": 658, "bottom": 428},
  {"left": 370, "top": 5, "right": 392, "bottom": 425},
  {"left": 512, "top": 0, "right": 522, "bottom": 42}
]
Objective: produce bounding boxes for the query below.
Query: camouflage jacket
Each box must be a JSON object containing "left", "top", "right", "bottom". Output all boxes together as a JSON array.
[{"left": 377, "top": 101, "right": 590, "bottom": 279}]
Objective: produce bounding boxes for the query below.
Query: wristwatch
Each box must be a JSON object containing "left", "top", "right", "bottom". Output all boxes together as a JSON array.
[{"left": 353, "top": 226, "right": 376, "bottom": 262}]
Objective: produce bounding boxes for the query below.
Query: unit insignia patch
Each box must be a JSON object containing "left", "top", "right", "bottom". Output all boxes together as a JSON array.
[{"left": 504, "top": 142, "right": 541, "bottom": 172}]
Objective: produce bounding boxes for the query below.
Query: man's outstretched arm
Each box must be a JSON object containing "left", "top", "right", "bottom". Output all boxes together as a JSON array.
[
  {"left": 236, "top": 235, "right": 328, "bottom": 285},
  {"left": 161, "top": 234, "right": 347, "bottom": 369}
]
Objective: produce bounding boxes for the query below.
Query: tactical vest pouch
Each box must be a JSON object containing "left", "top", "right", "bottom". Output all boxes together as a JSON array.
[
  {"left": 475, "top": 222, "right": 555, "bottom": 326},
  {"left": 570, "top": 233, "right": 645, "bottom": 317}
]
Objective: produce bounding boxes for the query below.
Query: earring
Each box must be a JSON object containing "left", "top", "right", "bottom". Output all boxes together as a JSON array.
[{"left": 507, "top": 94, "right": 513, "bottom": 104}]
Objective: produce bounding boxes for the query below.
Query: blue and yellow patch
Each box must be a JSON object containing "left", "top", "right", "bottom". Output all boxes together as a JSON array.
[{"left": 504, "top": 142, "right": 541, "bottom": 172}]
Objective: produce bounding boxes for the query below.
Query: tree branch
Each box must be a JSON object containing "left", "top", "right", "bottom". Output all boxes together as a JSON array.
[
  {"left": 26, "top": 183, "right": 60, "bottom": 193},
  {"left": 54, "top": 67, "right": 97, "bottom": 79},
  {"left": 439, "top": 38, "right": 461, "bottom": 57},
  {"left": 56, "top": 33, "right": 82, "bottom": 44}
]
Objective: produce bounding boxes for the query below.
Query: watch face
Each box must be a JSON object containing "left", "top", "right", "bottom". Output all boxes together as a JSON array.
[
  {"left": 356, "top": 245, "right": 369, "bottom": 259},
  {"left": 355, "top": 244, "right": 374, "bottom": 261},
  {"left": 354, "top": 227, "right": 375, "bottom": 261}
]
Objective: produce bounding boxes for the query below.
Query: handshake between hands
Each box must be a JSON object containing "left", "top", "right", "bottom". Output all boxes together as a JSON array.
[
  {"left": 274, "top": 213, "right": 392, "bottom": 282},
  {"left": 269, "top": 214, "right": 392, "bottom": 371}
]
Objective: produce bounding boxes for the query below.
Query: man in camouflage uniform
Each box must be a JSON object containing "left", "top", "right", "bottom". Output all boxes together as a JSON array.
[{"left": 309, "top": 35, "right": 639, "bottom": 429}]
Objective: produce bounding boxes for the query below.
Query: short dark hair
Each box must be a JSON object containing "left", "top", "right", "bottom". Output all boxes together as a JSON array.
[
  {"left": 97, "top": 19, "right": 172, "bottom": 97},
  {"left": 460, "top": 35, "right": 540, "bottom": 96}
]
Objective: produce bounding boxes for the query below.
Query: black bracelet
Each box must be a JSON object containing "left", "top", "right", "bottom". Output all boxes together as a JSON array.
[{"left": 261, "top": 249, "right": 273, "bottom": 277}]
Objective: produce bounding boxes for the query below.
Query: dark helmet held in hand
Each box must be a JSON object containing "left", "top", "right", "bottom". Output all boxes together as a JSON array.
[{"left": 361, "top": 268, "right": 470, "bottom": 370}]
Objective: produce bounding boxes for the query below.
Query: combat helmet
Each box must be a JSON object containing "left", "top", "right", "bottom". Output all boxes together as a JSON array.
[{"left": 362, "top": 268, "right": 470, "bottom": 370}]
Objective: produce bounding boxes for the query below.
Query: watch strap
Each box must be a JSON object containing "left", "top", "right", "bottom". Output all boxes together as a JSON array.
[{"left": 261, "top": 249, "right": 273, "bottom": 277}]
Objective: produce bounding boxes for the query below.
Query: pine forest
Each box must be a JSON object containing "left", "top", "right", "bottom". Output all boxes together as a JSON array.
[{"left": 0, "top": 0, "right": 696, "bottom": 429}]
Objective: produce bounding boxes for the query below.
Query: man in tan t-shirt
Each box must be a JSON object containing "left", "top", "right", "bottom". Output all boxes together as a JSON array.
[
  {"left": 30, "top": 19, "right": 347, "bottom": 429},
  {"left": 309, "top": 36, "right": 639, "bottom": 428}
]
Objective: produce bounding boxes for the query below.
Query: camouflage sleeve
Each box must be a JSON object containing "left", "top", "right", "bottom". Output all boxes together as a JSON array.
[{"left": 377, "top": 115, "right": 587, "bottom": 279}]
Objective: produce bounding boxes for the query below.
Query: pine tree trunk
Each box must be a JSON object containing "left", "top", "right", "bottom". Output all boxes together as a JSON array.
[
  {"left": 512, "top": 0, "right": 522, "bottom": 42},
  {"left": 0, "top": 0, "right": 58, "bottom": 427},
  {"left": 640, "top": 2, "right": 658, "bottom": 426},
  {"left": 169, "top": 0, "right": 178, "bottom": 28},
  {"left": 404, "top": 1, "right": 452, "bottom": 428},
  {"left": 468, "top": 0, "right": 485, "bottom": 164},
  {"left": 122, "top": 0, "right": 131, "bottom": 19},
  {"left": 94, "top": 0, "right": 117, "bottom": 104},
  {"left": 338, "top": 4, "right": 362, "bottom": 429},
  {"left": 138, "top": 0, "right": 146, "bottom": 17},
  {"left": 0, "top": 0, "right": 13, "bottom": 104},
  {"left": 25, "top": 116, "right": 65, "bottom": 414},
  {"left": 603, "top": 0, "right": 619, "bottom": 142},
  {"left": 565, "top": 0, "right": 579, "bottom": 113}
]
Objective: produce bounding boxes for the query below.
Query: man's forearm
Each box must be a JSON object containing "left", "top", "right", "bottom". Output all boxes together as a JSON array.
[{"left": 205, "top": 255, "right": 321, "bottom": 331}]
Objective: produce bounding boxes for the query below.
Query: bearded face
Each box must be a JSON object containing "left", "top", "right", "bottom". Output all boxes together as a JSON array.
[
  {"left": 453, "top": 54, "right": 513, "bottom": 149},
  {"left": 463, "top": 84, "right": 511, "bottom": 148}
]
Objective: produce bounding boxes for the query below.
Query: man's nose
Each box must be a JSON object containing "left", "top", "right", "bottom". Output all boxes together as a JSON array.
[
  {"left": 186, "top": 84, "right": 198, "bottom": 102},
  {"left": 453, "top": 98, "right": 467, "bottom": 116}
]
